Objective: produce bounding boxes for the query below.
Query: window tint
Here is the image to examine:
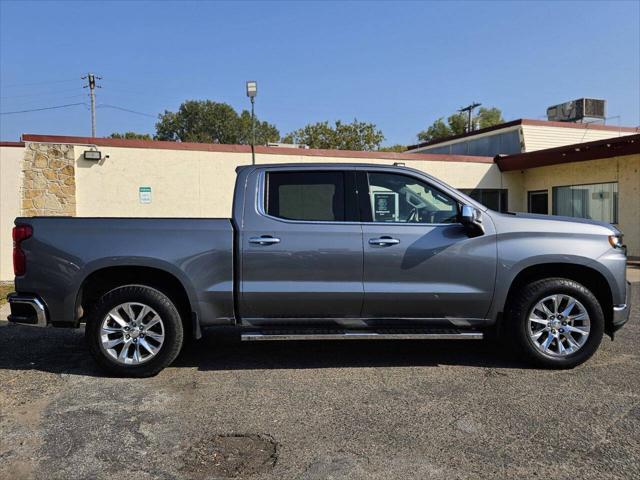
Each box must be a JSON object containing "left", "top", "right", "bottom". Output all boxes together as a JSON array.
[
  {"left": 266, "top": 172, "right": 345, "bottom": 221},
  {"left": 365, "top": 172, "right": 459, "bottom": 224}
]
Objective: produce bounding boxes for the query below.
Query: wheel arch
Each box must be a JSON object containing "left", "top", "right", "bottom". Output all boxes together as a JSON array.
[
  {"left": 500, "top": 262, "right": 613, "bottom": 337},
  {"left": 75, "top": 265, "right": 199, "bottom": 339}
]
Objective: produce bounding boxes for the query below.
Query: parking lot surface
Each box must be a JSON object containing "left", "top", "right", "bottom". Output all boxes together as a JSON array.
[{"left": 1, "top": 280, "right": 638, "bottom": 480}]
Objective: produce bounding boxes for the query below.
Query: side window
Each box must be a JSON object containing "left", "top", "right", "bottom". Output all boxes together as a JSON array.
[
  {"left": 266, "top": 171, "right": 346, "bottom": 221},
  {"left": 366, "top": 172, "right": 459, "bottom": 224}
]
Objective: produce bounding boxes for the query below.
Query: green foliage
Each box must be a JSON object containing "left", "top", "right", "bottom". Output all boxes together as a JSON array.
[
  {"left": 378, "top": 144, "right": 407, "bottom": 153},
  {"left": 283, "top": 119, "right": 384, "bottom": 151},
  {"left": 417, "top": 106, "right": 505, "bottom": 143},
  {"left": 416, "top": 118, "right": 451, "bottom": 143},
  {"left": 446, "top": 112, "right": 468, "bottom": 136},
  {"left": 109, "top": 132, "right": 153, "bottom": 140},
  {"left": 238, "top": 110, "right": 281, "bottom": 145},
  {"left": 476, "top": 107, "right": 504, "bottom": 129},
  {"left": 155, "top": 100, "right": 279, "bottom": 145}
]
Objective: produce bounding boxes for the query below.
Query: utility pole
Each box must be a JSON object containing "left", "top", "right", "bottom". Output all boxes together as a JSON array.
[
  {"left": 458, "top": 102, "right": 481, "bottom": 133},
  {"left": 82, "top": 73, "right": 102, "bottom": 137}
]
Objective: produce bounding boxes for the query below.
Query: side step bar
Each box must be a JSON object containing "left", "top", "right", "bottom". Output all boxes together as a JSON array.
[{"left": 241, "top": 329, "right": 483, "bottom": 342}]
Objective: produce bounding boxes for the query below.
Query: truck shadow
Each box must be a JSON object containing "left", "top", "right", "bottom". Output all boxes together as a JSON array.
[{"left": 0, "top": 323, "right": 530, "bottom": 377}]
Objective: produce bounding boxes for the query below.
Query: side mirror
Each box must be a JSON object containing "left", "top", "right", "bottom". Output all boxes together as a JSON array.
[{"left": 460, "top": 205, "right": 484, "bottom": 236}]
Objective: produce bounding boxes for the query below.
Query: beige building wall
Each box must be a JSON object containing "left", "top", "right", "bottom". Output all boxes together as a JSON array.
[
  {"left": 505, "top": 153, "right": 640, "bottom": 257},
  {"left": 521, "top": 125, "right": 638, "bottom": 152},
  {"left": 73, "top": 145, "right": 508, "bottom": 218},
  {"left": 0, "top": 145, "right": 24, "bottom": 282}
]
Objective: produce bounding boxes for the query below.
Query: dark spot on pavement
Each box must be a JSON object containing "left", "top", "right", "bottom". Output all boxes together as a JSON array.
[{"left": 181, "top": 433, "right": 277, "bottom": 478}]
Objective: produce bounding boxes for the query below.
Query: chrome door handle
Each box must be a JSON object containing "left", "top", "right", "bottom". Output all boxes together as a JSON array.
[
  {"left": 249, "top": 236, "right": 281, "bottom": 245},
  {"left": 369, "top": 237, "right": 400, "bottom": 246}
]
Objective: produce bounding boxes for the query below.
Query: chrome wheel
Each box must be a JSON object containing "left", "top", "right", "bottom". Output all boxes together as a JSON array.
[
  {"left": 99, "top": 302, "right": 165, "bottom": 365},
  {"left": 528, "top": 294, "right": 590, "bottom": 357}
]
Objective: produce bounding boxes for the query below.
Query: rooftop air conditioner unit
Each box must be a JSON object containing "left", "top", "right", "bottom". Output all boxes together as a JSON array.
[{"left": 546, "top": 98, "right": 606, "bottom": 122}]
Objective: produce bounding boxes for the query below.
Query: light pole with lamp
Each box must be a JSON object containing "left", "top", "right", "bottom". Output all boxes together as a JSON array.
[{"left": 246, "top": 81, "right": 257, "bottom": 165}]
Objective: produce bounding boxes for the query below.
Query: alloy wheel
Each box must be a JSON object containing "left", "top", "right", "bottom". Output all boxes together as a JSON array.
[
  {"left": 528, "top": 294, "right": 590, "bottom": 357},
  {"left": 99, "top": 302, "right": 165, "bottom": 365}
]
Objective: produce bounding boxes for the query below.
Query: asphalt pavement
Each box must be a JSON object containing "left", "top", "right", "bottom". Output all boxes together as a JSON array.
[{"left": 0, "top": 277, "right": 638, "bottom": 480}]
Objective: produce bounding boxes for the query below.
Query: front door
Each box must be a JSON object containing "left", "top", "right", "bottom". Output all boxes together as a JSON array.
[
  {"left": 528, "top": 190, "right": 548, "bottom": 214},
  {"left": 240, "top": 169, "right": 363, "bottom": 321},
  {"left": 359, "top": 170, "right": 497, "bottom": 321}
]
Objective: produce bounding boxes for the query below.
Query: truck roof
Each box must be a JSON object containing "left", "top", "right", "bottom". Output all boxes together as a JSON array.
[{"left": 235, "top": 162, "right": 412, "bottom": 173}]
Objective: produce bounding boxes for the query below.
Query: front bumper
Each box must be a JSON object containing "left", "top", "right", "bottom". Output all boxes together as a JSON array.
[
  {"left": 611, "top": 281, "right": 632, "bottom": 333},
  {"left": 7, "top": 293, "right": 48, "bottom": 327}
]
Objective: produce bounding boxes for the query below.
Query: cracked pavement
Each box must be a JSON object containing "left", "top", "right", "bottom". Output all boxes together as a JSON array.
[{"left": 0, "top": 278, "right": 638, "bottom": 479}]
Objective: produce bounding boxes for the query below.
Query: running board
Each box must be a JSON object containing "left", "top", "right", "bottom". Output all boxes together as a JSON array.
[{"left": 241, "top": 328, "right": 483, "bottom": 342}]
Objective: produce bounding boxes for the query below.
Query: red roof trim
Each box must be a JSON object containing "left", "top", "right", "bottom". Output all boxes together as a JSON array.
[
  {"left": 495, "top": 134, "right": 640, "bottom": 172},
  {"left": 407, "top": 118, "right": 639, "bottom": 151},
  {"left": 0, "top": 141, "right": 25, "bottom": 147},
  {"left": 20, "top": 134, "right": 494, "bottom": 164}
]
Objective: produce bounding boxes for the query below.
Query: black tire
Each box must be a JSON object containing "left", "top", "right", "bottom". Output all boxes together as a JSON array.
[
  {"left": 507, "top": 278, "right": 604, "bottom": 369},
  {"left": 85, "top": 285, "right": 184, "bottom": 377}
]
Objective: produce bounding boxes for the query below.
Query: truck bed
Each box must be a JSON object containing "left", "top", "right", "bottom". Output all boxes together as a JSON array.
[{"left": 14, "top": 217, "right": 235, "bottom": 327}]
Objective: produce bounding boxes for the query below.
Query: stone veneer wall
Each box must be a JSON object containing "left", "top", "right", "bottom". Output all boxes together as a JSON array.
[{"left": 21, "top": 142, "right": 76, "bottom": 216}]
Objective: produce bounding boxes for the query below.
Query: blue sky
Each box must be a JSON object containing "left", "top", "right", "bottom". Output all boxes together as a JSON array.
[{"left": 1, "top": 0, "right": 638, "bottom": 146}]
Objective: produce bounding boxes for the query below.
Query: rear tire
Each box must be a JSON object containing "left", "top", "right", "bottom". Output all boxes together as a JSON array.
[
  {"left": 507, "top": 278, "right": 604, "bottom": 369},
  {"left": 85, "top": 285, "right": 184, "bottom": 377}
]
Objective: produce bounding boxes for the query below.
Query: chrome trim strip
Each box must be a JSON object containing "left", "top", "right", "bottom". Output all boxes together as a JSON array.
[
  {"left": 241, "top": 332, "right": 483, "bottom": 341},
  {"left": 7, "top": 294, "right": 48, "bottom": 327}
]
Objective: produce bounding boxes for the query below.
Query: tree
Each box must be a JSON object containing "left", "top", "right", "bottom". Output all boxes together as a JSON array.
[
  {"left": 283, "top": 119, "right": 385, "bottom": 151},
  {"left": 417, "top": 106, "right": 504, "bottom": 143},
  {"left": 447, "top": 112, "right": 468, "bottom": 136},
  {"left": 155, "top": 100, "right": 279, "bottom": 145},
  {"left": 238, "top": 110, "right": 281, "bottom": 145},
  {"left": 109, "top": 132, "right": 152, "bottom": 140},
  {"left": 476, "top": 107, "right": 504, "bottom": 129},
  {"left": 378, "top": 144, "right": 407, "bottom": 153},
  {"left": 416, "top": 118, "right": 451, "bottom": 143}
]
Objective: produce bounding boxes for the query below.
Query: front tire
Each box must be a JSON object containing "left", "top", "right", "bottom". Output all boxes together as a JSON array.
[
  {"left": 86, "top": 285, "right": 184, "bottom": 377},
  {"left": 507, "top": 278, "right": 604, "bottom": 369}
]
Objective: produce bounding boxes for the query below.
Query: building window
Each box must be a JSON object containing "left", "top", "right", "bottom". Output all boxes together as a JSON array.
[
  {"left": 552, "top": 182, "right": 618, "bottom": 224},
  {"left": 460, "top": 189, "right": 509, "bottom": 212},
  {"left": 528, "top": 190, "right": 548, "bottom": 214}
]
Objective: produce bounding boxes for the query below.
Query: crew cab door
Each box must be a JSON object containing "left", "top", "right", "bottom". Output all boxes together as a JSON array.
[
  {"left": 238, "top": 168, "right": 363, "bottom": 321},
  {"left": 358, "top": 169, "right": 496, "bottom": 322}
]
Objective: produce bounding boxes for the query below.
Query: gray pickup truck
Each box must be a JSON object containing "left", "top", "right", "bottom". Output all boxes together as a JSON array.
[{"left": 8, "top": 164, "right": 630, "bottom": 376}]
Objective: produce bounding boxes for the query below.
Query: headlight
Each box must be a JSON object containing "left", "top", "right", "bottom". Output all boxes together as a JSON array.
[{"left": 608, "top": 234, "right": 624, "bottom": 249}]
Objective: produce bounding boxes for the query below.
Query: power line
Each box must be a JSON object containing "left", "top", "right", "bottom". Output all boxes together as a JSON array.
[
  {"left": 0, "top": 102, "right": 88, "bottom": 115},
  {"left": 97, "top": 103, "right": 156, "bottom": 118},
  {"left": 0, "top": 87, "right": 83, "bottom": 100},
  {"left": 1, "top": 78, "right": 79, "bottom": 88}
]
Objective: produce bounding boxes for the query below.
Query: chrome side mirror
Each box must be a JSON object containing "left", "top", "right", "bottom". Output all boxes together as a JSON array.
[{"left": 460, "top": 205, "right": 484, "bottom": 236}]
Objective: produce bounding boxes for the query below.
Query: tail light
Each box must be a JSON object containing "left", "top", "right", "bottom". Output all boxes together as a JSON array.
[{"left": 13, "top": 225, "right": 32, "bottom": 276}]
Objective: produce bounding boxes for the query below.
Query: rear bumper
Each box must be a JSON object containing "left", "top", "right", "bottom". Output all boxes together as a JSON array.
[
  {"left": 7, "top": 293, "right": 48, "bottom": 327},
  {"left": 611, "top": 281, "right": 631, "bottom": 333}
]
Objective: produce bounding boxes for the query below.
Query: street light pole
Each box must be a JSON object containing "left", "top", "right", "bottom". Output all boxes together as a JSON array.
[
  {"left": 251, "top": 96, "right": 256, "bottom": 165},
  {"left": 246, "top": 81, "right": 258, "bottom": 165}
]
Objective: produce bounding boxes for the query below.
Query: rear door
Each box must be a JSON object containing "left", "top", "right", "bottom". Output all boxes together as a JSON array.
[
  {"left": 358, "top": 169, "right": 496, "bottom": 321},
  {"left": 239, "top": 168, "right": 364, "bottom": 321}
]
